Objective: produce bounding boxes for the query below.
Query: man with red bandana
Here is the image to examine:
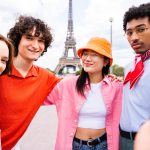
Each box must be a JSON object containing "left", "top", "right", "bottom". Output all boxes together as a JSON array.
[{"left": 120, "top": 3, "right": 150, "bottom": 150}]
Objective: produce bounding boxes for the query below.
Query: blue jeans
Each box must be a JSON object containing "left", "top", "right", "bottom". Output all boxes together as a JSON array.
[{"left": 72, "top": 139, "right": 107, "bottom": 150}]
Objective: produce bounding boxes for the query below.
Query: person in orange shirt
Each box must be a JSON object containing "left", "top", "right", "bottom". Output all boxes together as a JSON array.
[
  {"left": 0, "top": 34, "right": 14, "bottom": 75},
  {"left": 0, "top": 15, "right": 60, "bottom": 150}
]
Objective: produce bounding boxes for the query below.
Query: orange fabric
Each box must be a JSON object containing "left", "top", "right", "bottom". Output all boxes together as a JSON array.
[
  {"left": 77, "top": 37, "right": 113, "bottom": 66},
  {"left": 0, "top": 65, "right": 60, "bottom": 150}
]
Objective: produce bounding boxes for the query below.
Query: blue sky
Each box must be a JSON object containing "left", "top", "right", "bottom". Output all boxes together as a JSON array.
[{"left": 0, "top": 0, "right": 149, "bottom": 70}]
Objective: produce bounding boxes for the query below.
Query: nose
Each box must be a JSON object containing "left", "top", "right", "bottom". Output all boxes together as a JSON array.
[
  {"left": 86, "top": 54, "right": 93, "bottom": 60},
  {"left": 128, "top": 32, "right": 140, "bottom": 44},
  {"left": 32, "top": 39, "right": 39, "bottom": 49},
  {"left": 130, "top": 31, "right": 139, "bottom": 41}
]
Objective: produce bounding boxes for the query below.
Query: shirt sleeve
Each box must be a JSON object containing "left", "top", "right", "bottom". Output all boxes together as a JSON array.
[
  {"left": 43, "top": 78, "right": 63, "bottom": 105},
  {"left": 47, "top": 71, "right": 62, "bottom": 93}
]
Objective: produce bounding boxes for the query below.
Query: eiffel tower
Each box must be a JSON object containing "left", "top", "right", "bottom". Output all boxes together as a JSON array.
[{"left": 55, "top": 0, "right": 81, "bottom": 75}]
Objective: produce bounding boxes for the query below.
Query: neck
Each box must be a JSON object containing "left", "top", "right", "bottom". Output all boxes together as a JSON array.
[
  {"left": 13, "top": 56, "right": 34, "bottom": 77},
  {"left": 88, "top": 72, "right": 103, "bottom": 83}
]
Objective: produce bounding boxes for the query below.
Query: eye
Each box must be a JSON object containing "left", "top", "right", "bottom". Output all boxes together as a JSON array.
[
  {"left": 91, "top": 53, "right": 98, "bottom": 57},
  {"left": 25, "top": 35, "right": 33, "bottom": 40},
  {"left": 137, "top": 27, "right": 146, "bottom": 33},
  {"left": 38, "top": 39, "right": 45, "bottom": 43},
  {"left": 82, "top": 51, "right": 88, "bottom": 56},
  {"left": 1, "top": 59, "right": 8, "bottom": 64},
  {"left": 126, "top": 30, "right": 133, "bottom": 36}
]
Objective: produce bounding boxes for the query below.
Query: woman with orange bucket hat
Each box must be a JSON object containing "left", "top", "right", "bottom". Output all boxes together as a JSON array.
[{"left": 44, "top": 37, "right": 123, "bottom": 150}]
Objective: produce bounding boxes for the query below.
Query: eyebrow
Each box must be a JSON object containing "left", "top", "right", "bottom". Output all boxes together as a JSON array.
[
  {"left": 2, "top": 56, "right": 8, "bottom": 60},
  {"left": 25, "top": 33, "right": 44, "bottom": 39},
  {"left": 24, "top": 33, "right": 32, "bottom": 37},
  {"left": 126, "top": 24, "right": 146, "bottom": 31}
]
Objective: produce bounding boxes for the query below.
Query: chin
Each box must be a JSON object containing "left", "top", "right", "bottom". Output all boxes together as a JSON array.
[
  {"left": 34, "top": 58, "right": 38, "bottom": 61},
  {"left": 28, "top": 57, "right": 39, "bottom": 61},
  {"left": 31, "top": 55, "right": 40, "bottom": 60},
  {"left": 84, "top": 70, "right": 95, "bottom": 74},
  {"left": 133, "top": 49, "right": 143, "bottom": 54},
  {"left": 83, "top": 68, "right": 91, "bottom": 72},
  {"left": 137, "top": 50, "right": 147, "bottom": 54}
]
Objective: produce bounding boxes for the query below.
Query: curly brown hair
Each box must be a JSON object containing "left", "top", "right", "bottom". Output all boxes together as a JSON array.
[
  {"left": 123, "top": 2, "right": 150, "bottom": 31},
  {"left": 7, "top": 15, "right": 53, "bottom": 57},
  {"left": 0, "top": 34, "right": 14, "bottom": 74}
]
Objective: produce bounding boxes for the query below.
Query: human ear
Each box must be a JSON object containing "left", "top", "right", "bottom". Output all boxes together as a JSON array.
[{"left": 104, "top": 59, "right": 109, "bottom": 67}]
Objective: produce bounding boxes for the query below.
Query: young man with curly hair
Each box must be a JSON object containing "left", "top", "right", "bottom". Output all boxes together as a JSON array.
[
  {"left": 0, "top": 16, "right": 60, "bottom": 150},
  {"left": 120, "top": 3, "right": 150, "bottom": 150}
]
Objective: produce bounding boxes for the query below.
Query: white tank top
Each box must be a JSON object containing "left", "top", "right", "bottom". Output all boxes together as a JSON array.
[{"left": 78, "top": 82, "right": 106, "bottom": 129}]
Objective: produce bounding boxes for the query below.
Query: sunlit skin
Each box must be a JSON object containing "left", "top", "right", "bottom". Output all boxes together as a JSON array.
[
  {"left": 134, "top": 121, "right": 150, "bottom": 150},
  {"left": 0, "top": 40, "right": 9, "bottom": 75},
  {"left": 75, "top": 49, "right": 109, "bottom": 140},
  {"left": 126, "top": 17, "right": 150, "bottom": 54},
  {"left": 18, "top": 27, "right": 45, "bottom": 62},
  {"left": 13, "top": 27, "right": 45, "bottom": 77},
  {"left": 81, "top": 50, "right": 109, "bottom": 83}
]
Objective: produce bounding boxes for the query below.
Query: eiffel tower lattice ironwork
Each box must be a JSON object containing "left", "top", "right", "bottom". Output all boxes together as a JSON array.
[{"left": 55, "top": 0, "right": 81, "bottom": 75}]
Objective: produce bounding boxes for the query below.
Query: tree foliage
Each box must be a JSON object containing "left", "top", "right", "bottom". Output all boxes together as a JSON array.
[{"left": 112, "top": 64, "right": 124, "bottom": 77}]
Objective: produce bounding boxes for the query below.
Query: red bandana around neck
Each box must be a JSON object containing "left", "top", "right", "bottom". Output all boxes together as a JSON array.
[{"left": 124, "top": 49, "right": 150, "bottom": 89}]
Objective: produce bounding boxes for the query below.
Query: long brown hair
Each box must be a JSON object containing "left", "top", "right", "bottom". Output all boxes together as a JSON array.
[{"left": 0, "top": 34, "right": 14, "bottom": 74}]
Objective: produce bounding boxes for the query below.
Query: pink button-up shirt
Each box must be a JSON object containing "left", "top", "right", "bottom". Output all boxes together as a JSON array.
[{"left": 44, "top": 75, "right": 123, "bottom": 150}]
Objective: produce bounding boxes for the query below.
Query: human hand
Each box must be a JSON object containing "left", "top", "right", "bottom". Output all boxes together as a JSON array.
[{"left": 107, "top": 74, "right": 123, "bottom": 82}]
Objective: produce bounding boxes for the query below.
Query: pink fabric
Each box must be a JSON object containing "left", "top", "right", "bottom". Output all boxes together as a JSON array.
[
  {"left": 44, "top": 75, "right": 123, "bottom": 150},
  {"left": 124, "top": 49, "right": 150, "bottom": 89}
]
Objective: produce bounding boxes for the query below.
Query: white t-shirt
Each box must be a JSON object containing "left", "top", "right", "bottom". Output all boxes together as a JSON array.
[{"left": 78, "top": 82, "right": 106, "bottom": 129}]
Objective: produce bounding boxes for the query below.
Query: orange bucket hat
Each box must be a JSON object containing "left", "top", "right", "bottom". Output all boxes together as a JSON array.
[{"left": 77, "top": 37, "right": 113, "bottom": 66}]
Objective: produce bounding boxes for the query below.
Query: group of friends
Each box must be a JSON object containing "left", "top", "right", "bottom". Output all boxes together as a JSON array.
[{"left": 0, "top": 2, "right": 150, "bottom": 150}]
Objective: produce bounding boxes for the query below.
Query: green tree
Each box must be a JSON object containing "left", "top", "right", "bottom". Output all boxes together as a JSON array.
[
  {"left": 75, "top": 69, "right": 81, "bottom": 75},
  {"left": 112, "top": 64, "right": 124, "bottom": 77}
]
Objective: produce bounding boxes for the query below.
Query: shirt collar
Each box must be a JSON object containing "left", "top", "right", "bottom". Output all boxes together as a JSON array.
[
  {"left": 10, "top": 64, "right": 38, "bottom": 78},
  {"left": 102, "top": 75, "right": 112, "bottom": 85},
  {"left": 84, "top": 75, "right": 111, "bottom": 89}
]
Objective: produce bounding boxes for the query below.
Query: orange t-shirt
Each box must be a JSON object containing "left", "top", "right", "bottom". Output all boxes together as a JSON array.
[{"left": 0, "top": 65, "right": 60, "bottom": 150}]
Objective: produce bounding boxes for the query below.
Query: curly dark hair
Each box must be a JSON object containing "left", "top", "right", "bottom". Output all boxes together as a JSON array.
[
  {"left": 0, "top": 34, "right": 14, "bottom": 75},
  {"left": 7, "top": 15, "right": 53, "bottom": 57},
  {"left": 123, "top": 2, "right": 150, "bottom": 31}
]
